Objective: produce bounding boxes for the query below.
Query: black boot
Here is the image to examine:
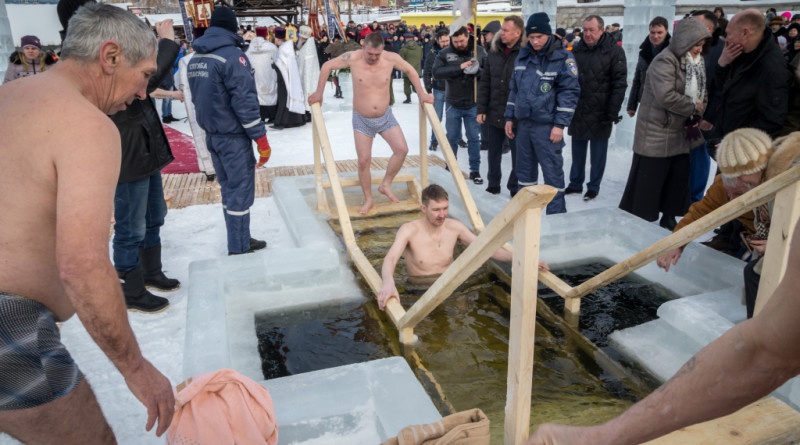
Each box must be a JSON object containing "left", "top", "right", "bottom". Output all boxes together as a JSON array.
[
  {"left": 229, "top": 238, "right": 268, "bottom": 256},
  {"left": 139, "top": 245, "right": 181, "bottom": 291},
  {"left": 659, "top": 215, "right": 677, "bottom": 231},
  {"left": 334, "top": 85, "right": 343, "bottom": 98},
  {"left": 403, "top": 94, "right": 412, "bottom": 104},
  {"left": 118, "top": 266, "right": 169, "bottom": 313}
]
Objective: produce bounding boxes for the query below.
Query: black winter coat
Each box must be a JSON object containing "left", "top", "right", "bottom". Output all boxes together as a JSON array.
[
  {"left": 432, "top": 36, "right": 487, "bottom": 109},
  {"left": 109, "top": 39, "right": 179, "bottom": 184},
  {"left": 568, "top": 32, "right": 627, "bottom": 140},
  {"left": 711, "top": 27, "right": 790, "bottom": 140},
  {"left": 423, "top": 40, "right": 446, "bottom": 93},
  {"left": 477, "top": 33, "right": 522, "bottom": 128},
  {"left": 627, "top": 33, "right": 670, "bottom": 112}
]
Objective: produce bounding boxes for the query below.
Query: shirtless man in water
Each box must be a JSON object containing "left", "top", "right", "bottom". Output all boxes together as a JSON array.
[
  {"left": 0, "top": 5, "right": 173, "bottom": 442},
  {"left": 377, "top": 184, "right": 549, "bottom": 310},
  {"left": 309, "top": 32, "right": 434, "bottom": 214}
]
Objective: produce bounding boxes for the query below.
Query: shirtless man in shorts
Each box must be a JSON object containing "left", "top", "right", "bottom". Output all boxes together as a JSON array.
[
  {"left": 309, "top": 32, "right": 434, "bottom": 215},
  {"left": 376, "top": 184, "right": 549, "bottom": 310},
  {"left": 0, "top": 4, "right": 174, "bottom": 442}
]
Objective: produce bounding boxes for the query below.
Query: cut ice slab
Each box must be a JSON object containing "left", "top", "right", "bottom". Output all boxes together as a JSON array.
[{"left": 263, "top": 357, "right": 442, "bottom": 444}]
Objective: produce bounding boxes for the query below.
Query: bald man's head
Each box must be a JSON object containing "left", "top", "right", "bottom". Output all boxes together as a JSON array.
[{"left": 727, "top": 9, "right": 766, "bottom": 52}]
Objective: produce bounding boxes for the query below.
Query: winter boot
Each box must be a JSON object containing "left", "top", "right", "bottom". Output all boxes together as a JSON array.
[
  {"left": 403, "top": 94, "right": 412, "bottom": 104},
  {"left": 334, "top": 85, "right": 343, "bottom": 98},
  {"left": 228, "top": 238, "right": 268, "bottom": 256},
  {"left": 118, "top": 266, "right": 169, "bottom": 313},
  {"left": 139, "top": 245, "right": 181, "bottom": 291}
]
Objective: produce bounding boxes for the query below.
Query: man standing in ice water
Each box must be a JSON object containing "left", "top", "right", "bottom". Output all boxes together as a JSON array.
[
  {"left": 0, "top": 4, "right": 173, "bottom": 442},
  {"left": 309, "top": 32, "right": 434, "bottom": 215}
]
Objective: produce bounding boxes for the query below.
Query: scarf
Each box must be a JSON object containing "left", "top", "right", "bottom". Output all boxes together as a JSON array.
[{"left": 683, "top": 52, "right": 706, "bottom": 104}]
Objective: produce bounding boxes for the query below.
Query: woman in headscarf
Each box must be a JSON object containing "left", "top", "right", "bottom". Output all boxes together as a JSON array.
[{"left": 619, "top": 18, "right": 710, "bottom": 230}]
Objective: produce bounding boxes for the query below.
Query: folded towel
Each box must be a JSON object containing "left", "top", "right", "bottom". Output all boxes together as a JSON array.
[
  {"left": 381, "top": 408, "right": 490, "bottom": 445},
  {"left": 167, "top": 369, "right": 278, "bottom": 445}
]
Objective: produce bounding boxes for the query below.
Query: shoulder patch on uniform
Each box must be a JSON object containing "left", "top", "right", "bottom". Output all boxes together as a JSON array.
[
  {"left": 239, "top": 56, "right": 247, "bottom": 67},
  {"left": 566, "top": 57, "right": 578, "bottom": 77}
]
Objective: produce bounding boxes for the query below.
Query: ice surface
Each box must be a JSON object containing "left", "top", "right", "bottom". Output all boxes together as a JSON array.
[
  {"left": 263, "top": 357, "right": 441, "bottom": 444},
  {"left": 0, "top": 3, "right": 15, "bottom": 80}
]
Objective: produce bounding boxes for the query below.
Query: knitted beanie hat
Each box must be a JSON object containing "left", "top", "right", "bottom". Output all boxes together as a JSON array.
[
  {"left": 210, "top": 7, "right": 238, "bottom": 34},
  {"left": 526, "top": 12, "right": 552, "bottom": 36},
  {"left": 717, "top": 128, "right": 773, "bottom": 178},
  {"left": 20, "top": 35, "right": 41, "bottom": 50}
]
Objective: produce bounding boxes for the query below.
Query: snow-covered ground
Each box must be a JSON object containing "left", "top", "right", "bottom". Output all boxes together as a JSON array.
[{"left": 0, "top": 77, "right": 717, "bottom": 444}]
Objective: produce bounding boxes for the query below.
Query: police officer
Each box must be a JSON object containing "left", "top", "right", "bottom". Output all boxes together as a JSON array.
[
  {"left": 188, "top": 7, "right": 272, "bottom": 255},
  {"left": 504, "top": 12, "right": 580, "bottom": 214}
]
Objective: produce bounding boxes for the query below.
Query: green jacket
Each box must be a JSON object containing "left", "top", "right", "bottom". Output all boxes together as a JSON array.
[{"left": 399, "top": 40, "right": 423, "bottom": 74}]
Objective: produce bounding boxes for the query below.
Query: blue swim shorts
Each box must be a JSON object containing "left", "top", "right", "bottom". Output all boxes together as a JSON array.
[
  {"left": 0, "top": 292, "right": 83, "bottom": 410},
  {"left": 352, "top": 108, "right": 400, "bottom": 139}
]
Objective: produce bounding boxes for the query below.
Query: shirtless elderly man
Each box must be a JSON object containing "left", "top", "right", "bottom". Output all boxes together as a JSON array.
[
  {"left": 377, "top": 184, "right": 549, "bottom": 310},
  {"left": 0, "top": 4, "right": 173, "bottom": 442},
  {"left": 309, "top": 32, "right": 434, "bottom": 215}
]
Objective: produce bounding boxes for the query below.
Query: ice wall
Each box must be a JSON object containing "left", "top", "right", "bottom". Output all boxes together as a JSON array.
[
  {"left": 522, "top": 0, "right": 557, "bottom": 28},
  {"left": 614, "top": 0, "right": 676, "bottom": 150},
  {"left": 0, "top": 0, "right": 14, "bottom": 81}
]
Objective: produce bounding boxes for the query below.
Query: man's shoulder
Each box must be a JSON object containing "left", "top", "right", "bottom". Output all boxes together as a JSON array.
[{"left": 443, "top": 217, "right": 468, "bottom": 233}]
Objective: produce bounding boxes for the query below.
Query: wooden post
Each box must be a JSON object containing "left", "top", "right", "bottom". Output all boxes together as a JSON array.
[
  {"left": 312, "top": 117, "right": 328, "bottom": 213},
  {"left": 419, "top": 103, "right": 428, "bottom": 189},
  {"left": 753, "top": 181, "right": 800, "bottom": 316},
  {"left": 564, "top": 297, "right": 581, "bottom": 319},
  {"left": 504, "top": 208, "right": 542, "bottom": 445},
  {"left": 565, "top": 165, "right": 800, "bottom": 300},
  {"left": 398, "top": 185, "right": 556, "bottom": 333},
  {"left": 421, "top": 103, "right": 485, "bottom": 232}
]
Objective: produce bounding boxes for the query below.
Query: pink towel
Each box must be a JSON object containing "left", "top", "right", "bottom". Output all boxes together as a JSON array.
[{"left": 167, "top": 369, "right": 278, "bottom": 445}]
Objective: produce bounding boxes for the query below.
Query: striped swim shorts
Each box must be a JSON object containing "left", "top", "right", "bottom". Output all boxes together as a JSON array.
[
  {"left": 352, "top": 108, "right": 400, "bottom": 139},
  {"left": 0, "top": 292, "right": 83, "bottom": 410}
]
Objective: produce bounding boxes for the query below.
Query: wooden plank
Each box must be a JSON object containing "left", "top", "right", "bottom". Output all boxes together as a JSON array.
[
  {"left": 419, "top": 104, "right": 428, "bottom": 188},
  {"left": 313, "top": 126, "right": 330, "bottom": 213},
  {"left": 398, "top": 185, "right": 557, "bottom": 332},
  {"left": 345, "top": 199, "right": 421, "bottom": 219},
  {"left": 504, "top": 208, "right": 542, "bottom": 445},
  {"left": 566, "top": 165, "right": 800, "bottom": 300},
  {"left": 754, "top": 182, "right": 800, "bottom": 316},
  {"left": 322, "top": 172, "right": 418, "bottom": 189},
  {"left": 422, "top": 103, "right": 484, "bottom": 232},
  {"left": 644, "top": 397, "right": 800, "bottom": 444}
]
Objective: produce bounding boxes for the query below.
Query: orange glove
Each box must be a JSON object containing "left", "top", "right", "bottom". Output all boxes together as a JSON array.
[{"left": 256, "top": 135, "right": 271, "bottom": 167}]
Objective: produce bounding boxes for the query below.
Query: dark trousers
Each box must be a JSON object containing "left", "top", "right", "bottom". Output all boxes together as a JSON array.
[
  {"left": 515, "top": 121, "right": 565, "bottom": 214},
  {"left": 485, "top": 124, "right": 518, "bottom": 194},
  {"left": 206, "top": 134, "right": 256, "bottom": 254},
  {"left": 744, "top": 258, "right": 761, "bottom": 319},
  {"left": 113, "top": 172, "right": 167, "bottom": 272},
  {"left": 568, "top": 138, "right": 609, "bottom": 193},
  {"left": 689, "top": 143, "right": 711, "bottom": 203}
]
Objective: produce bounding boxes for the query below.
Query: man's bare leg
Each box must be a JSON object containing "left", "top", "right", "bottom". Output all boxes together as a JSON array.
[
  {"left": 0, "top": 379, "right": 116, "bottom": 445},
  {"left": 377, "top": 125, "right": 409, "bottom": 203},
  {"left": 354, "top": 131, "right": 376, "bottom": 214}
]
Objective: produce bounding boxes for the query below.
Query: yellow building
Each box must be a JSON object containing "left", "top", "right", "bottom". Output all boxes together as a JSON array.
[{"left": 399, "top": 11, "right": 516, "bottom": 28}]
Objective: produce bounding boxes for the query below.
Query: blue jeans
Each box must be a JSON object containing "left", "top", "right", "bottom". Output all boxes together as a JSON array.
[
  {"left": 445, "top": 104, "right": 481, "bottom": 173},
  {"left": 113, "top": 172, "right": 167, "bottom": 272},
  {"left": 568, "top": 138, "right": 609, "bottom": 193},
  {"left": 486, "top": 124, "right": 518, "bottom": 194},
  {"left": 515, "top": 121, "right": 566, "bottom": 214},
  {"left": 161, "top": 86, "right": 173, "bottom": 118},
  {"left": 430, "top": 89, "right": 445, "bottom": 144},
  {"left": 689, "top": 143, "right": 710, "bottom": 203},
  {"left": 206, "top": 134, "right": 256, "bottom": 254}
]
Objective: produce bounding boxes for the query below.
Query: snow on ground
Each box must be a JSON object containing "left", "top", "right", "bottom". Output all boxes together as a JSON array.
[{"left": 0, "top": 78, "right": 716, "bottom": 444}]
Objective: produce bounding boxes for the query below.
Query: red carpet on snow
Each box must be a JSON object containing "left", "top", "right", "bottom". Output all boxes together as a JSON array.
[{"left": 161, "top": 125, "right": 201, "bottom": 174}]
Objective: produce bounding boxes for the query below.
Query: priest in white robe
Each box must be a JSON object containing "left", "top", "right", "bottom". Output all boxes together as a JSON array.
[
  {"left": 246, "top": 27, "right": 279, "bottom": 123},
  {"left": 296, "top": 25, "right": 320, "bottom": 121},
  {"left": 272, "top": 27, "right": 306, "bottom": 129},
  {"left": 175, "top": 45, "right": 216, "bottom": 180}
]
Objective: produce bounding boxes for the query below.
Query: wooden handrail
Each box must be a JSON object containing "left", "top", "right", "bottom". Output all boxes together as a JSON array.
[
  {"left": 398, "top": 185, "right": 557, "bottom": 331},
  {"left": 565, "top": 164, "right": 800, "bottom": 300}
]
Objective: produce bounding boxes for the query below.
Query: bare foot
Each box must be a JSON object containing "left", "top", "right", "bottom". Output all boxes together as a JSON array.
[
  {"left": 378, "top": 183, "right": 400, "bottom": 203},
  {"left": 359, "top": 196, "right": 373, "bottom": 215},
  {"left": 164, "top": 192, "right": 176, "bottom": 202}
]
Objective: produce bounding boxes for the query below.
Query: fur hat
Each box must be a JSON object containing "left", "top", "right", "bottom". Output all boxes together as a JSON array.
[
  {"left": 274, "top": 27, "right": 286, "bottom": 40},
  {"left": 765, "top": 132, "right": 800, "bottom": 180},
  {"left": 526, "top": 12, "right": 552, "bottom": 36},
  {"left": 298, "top": 25, "right": 313, "bottom": 39},
  {"left": 20, "top": 35, "right": 41, "bottom": 50},
  {"left": 210, "top": 6, "right": 238, "bottom": 34},
  {"left": 717, "top": 128, "right": 773, "bottom": 178}
]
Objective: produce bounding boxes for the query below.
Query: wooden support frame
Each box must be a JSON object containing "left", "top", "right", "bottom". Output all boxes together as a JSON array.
[
  {"left": 504, "top": 208, "right": 542, "bottom": 445},
  {"left": 753, "top": 180, "right": 800, "bottom": 316},
  {"left": 564, "top": 165, "right": 800, "bottom": 300},
  {"left": 419, "top": 103, "right": 428, "bottom": 188}
]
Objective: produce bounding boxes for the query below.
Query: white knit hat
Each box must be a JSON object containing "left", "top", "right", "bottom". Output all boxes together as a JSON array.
[{"left": 717, "top": 128, "right": 773, "bottom": 178}]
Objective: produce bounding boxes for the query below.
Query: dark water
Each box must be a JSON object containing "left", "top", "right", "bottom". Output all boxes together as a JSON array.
[{"left": 256, "top": 212, "right": 666, "bottom": 439}]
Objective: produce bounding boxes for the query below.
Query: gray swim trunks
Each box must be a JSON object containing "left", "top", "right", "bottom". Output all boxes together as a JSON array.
[
  {"left": 352, "top": 108, "right": 400, "bottom": 138},
  {"left": 0, "top": 292, "right": 83, "bottom": 410}
]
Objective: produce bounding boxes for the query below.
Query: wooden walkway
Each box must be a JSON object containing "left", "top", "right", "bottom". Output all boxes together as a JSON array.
[{"left": 162, "top": 155, "right": 450, "bottom": 209}]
